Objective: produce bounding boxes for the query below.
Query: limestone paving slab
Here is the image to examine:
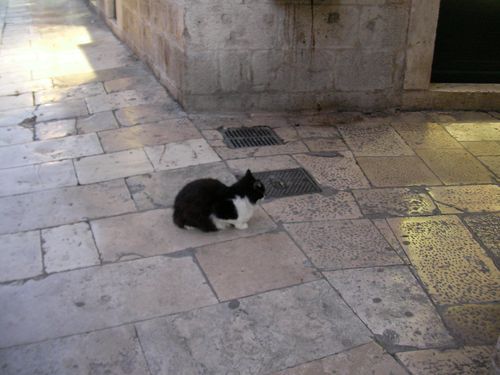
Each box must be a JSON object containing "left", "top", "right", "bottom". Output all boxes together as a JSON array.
[
  {"left": 214, "top": 140, "right": 309, "bottom": 160},
  {"left": 461, "top": 141, "right": 500, "bottom": 156},
  {"left": 41, "top": 222, "right": 100, "bottom": 274},
  {"left": 115, "top": 103, "right": 184, "bottom": 126},
  {"left": 35, "top": 118, "right": 76, "bottom": 140},
  {"left": 295, "top": 125, "right": 340, "bottom": 138},
  {"left": 285, "top": 219, "right": 402, "bottom": 270},
  {"left": 0, "top": 325, "right": 150, "bottom": 375},
  {"left": 303, "top": 138, "right": 349, "bottom": 152},
  {"left": 85, "top": 89, "right": 170, "bottom": 113},
  {"left": 326, "top": 266, "right": 454, "bottom": 349},
  {"left": 416, "top": 148, "right": 495, "bottom": 184},
  {"left": 0, "top": 231, "right": 42, "bottom": 283},
  {"left": 271, "top": 341, "right": 408, "bottom": 375},
  {"left": 428, "top": 185, "right": 500, "bottom": 213},
  {"left": 445, "top": 122, "right": 500, "bottom": 141},
  {"left": 33, "top": 99, "right": 88, "bottom": 122},
  {"left": 396, "top": 346, "right": 494, "bottom": 375},
  {"left": 74, "top": 148, "right": 154, "bottom": 184},
  {"left": 479, "top": 155, "right": 500, "bottom": 176},
  {"left": 442, "top": 304, "right": 500, "bottom": 345},
  {"left": 0, "top": 126, "right": 33, "bottom": 146},
  {"left": 0, "top": 133, "right": 102, "bottom": 169},
  {"left": 226, "top": 155, "right": 300, "bottom": 174},
  {"left": 104, "top": 75, "right": 163, "bottom": 93},
  {"left": 136, "top": 280, "right": 371, "bottom": 375},
  {"left": 0, "top": 160, "right": 77, "bottom": 197},
  {"left": 337, "top": 121, "right": 414, "bottom": 156},
  {"left": 76, "top": 111, "right": 118, "bottom": 134},
  {"left": 0, "top": 255, "right": 216, "bottom": 348},
  {"left": 127, "top": 162, "right": 235, "bottom": 210},
  {"left": 263, "top": 192, "right": 362, "bottom": 222},
  {"left": 392, "top": 121, "right": 462, "bottom": 149},
  {"left": 357, "top": 156, "right": 442, "bottom": 187},
  {"left": 34, "top": 81, "right": 105, "bottom": 105},
  {"left": 195, "top": 232, "right": 320, "bottom": 301},
  {"left": 91, "top": 207, "right": 276, "bottom": 262},
  {"left": 294, "top": 152, "right": 370, "bottom": 190},
  {"left": 353, "top": 188, "right": 437, "bottom": 217},
  {"left": 0, "top": 78, "right": 52, "bottom": 97},
  {"left": 0, "top": 180, "right": 136, "bottom": 235},
  {"left": 0, "top": 106, "right": 36, "bottom": 127},
  {"left": 145, "top": 139, "right": 221, "bottom": 171},
  {"left": 99, "top": 118, "right": 201, "bottom": 153},
  {"left": 52, "top": 65, "right": 150, "bottom": 88},
  {"left": 0, "top": 92, "right": 33, "bottom": 111},
  {"left": 463, "top": 213, "right": 500, "bottom": 262},
  {"left": 388, "top": 215, "right": 500, "bottom": 305}
]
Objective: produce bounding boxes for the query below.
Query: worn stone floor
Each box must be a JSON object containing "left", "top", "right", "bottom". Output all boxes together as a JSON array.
[{"left": 0, "top": 0, "right": 499, "bottom": 374}]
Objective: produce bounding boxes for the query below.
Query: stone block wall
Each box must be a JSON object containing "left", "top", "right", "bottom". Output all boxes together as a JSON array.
[{"left": 96, "top": 0, "right": 413, "bottom": 112}]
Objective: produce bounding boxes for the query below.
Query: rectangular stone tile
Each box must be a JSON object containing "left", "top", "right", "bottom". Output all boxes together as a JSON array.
[
  {"left": 41, "top": 222, "right": 100, "bottom": 274},
  {"left": 0, "top": 326, "right": 149, "bottom": 375},
  {"left": 0, "top": 106, "right": 35, "bottom": 127},
  {"left": 392, "top": 121, "right": 463, "bottom": 149},
  {"left": 145, "top": 139, "right": 221, "bottom": 171},
  {"left": 428, "top": 185, "right": 500, "bottom": 213},
  {"left": 416, "top": 149, "right": 495, "bottom": 185},
  {"left": 263, "top": 192, "right": 362, "bottom": 222},
  {"left": 325, "top": 266, "right": 454, "bottom": 349},
  {"left": 353, "top": 188, "right": 437, "bottom": 217},
  {"left": 99, "top": 118, "right": 201, "bottom": 153},
  {"left": 0, "top": 180, "right": 136, "bottom": 235},
  {"left": 372, "top": 219, "right": 410, "bottom": 264},
  {"left": 136, "top": 281, "right": 371, "bottom": 374},
  {"left": 104, "top": 75, "right": 162, "bottom": 93},
  {"left": 127, "top": 162, "right": 235, "bottom": 210},
  {"left": 0, "top": 255, "right": 216, "bottom": 348},
  {"left": 357, "top": 156, "right": 441, "bottom": 187},
  {"left": 76, "top": 111, "right": 118, "bottom": 134},
  {"left": 75, "top": 149, "right": 153, "bottom": 184},
  {"left": 295, "top": 125, "right": 340, "bottom": 138},
  {"left": 226, "top": 155, "right": 300, "bottom": 175},
  {"left": 0, "top": 133, "right": 102, "bottom": 169},
  {"left": 463, "top": 213, "right": 500, "bottom": 263},
  {"left": 0, "top": 92, "right": 33, "bottom": 111},
  {"left": 304, "top": 138, "right": 349, "bottom": 152},
  {"left": 86, "top": 89, "right": 170, "bottom": 114},
  {"left": 338, "top": 121, "right": 414, "bottom": 156},
  {"left": 0, "top": 160, "right": 77, "bottom": 197},
  {"left": 34, "top": 82, "right": 105, "bottom": 105},
  {"left": 397, "top": 346, "right": 493, "bottom": 375},
  {"left": 51, "top": 65, "right": 150, "bottom": 88},
  {"left": 445, "top": 122, "right": 500, "bottom": 141},
  {"left": 271, "top": 341, "right": 408, "bottom": 375},
  {"left": 195, "top": 232, "right": 320, "bottom": 301},
  {"left": 443, "top": 304, "right": 500, "bottom": 345},
  {"left": 0, "top": 231, "right": 41, "bottom": 283},
  {"left": 91, "top": 207, "right": 276, "bottom": 262},
  {"left": 285, "top": 219, "right": 403, "bottom": 270},
  {"left": 294, "top": 152, "right": 370, "bottom": 190},
  {"left": 0, "top": 126, "right": 33, "bottom": 146},
  {"left": 115, "top": 103, "right": 185, "bottom": 126},
  {"left": 214, "top": 140, "right": 309, "bottom": 160},
  {"left": 0, "top": 78, "right": 52, "bottom": 97},
  {"left": 461, "top": 141, "right": 500, "bottom": 156},
  {"left": 388, "top": 215, "right": 500, "bottom": 304},
  {"left": 479, "top": 155, "right": 500, "bottom": 176},
  {"left": 33, "top": 99, "right": 88, "bottom": 122},
  {"left": 34, "top": 118, "right": 76, "bottom": 140}
]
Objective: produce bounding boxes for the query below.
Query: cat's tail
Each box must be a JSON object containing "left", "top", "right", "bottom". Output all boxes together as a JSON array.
[{"left": 173, "top": 209, "right": 185, "bottom": 229}]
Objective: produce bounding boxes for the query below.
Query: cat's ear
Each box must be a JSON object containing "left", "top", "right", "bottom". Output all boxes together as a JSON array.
[{"left": 245, "top": 169, "right": 252, "bottom": 178}]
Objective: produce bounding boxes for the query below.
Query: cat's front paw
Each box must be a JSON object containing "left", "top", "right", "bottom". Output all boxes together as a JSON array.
[{"left": 235, "top": 222, "right": 248, "bottom": 230}]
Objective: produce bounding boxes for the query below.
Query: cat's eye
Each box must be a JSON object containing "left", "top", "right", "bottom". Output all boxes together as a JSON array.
[{"left": 253, "top": 181, "right": 264, "bottom": 189}]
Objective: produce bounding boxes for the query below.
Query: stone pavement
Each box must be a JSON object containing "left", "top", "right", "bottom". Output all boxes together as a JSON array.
[{"left": 0, "top": 0, "right": 499, "bottom": 374}]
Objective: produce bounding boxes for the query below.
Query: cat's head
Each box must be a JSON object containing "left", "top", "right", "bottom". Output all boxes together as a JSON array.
[{"left": 237, "top": 169, "right": 265, "bottom": 203}]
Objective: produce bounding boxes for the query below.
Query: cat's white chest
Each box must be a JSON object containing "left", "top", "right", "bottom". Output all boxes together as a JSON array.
[{"left": 233, "top": 196, "right": 254, "bottom": 224}]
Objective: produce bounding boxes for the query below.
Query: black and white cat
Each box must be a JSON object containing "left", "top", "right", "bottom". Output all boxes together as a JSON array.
[{"left": 173, "top": 169, "right": 265, "bottom": 232}]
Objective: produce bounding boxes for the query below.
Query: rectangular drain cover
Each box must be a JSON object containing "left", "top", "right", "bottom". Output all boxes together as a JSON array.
[
  {"left": 221, "top": 126, "right": 283, "bottom": 148},
  {"left": 253, "top": 168, "right": 321, "bottom": 198}
]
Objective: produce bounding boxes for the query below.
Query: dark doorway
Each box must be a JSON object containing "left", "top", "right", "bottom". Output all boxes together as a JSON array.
[{"left": 431, "top": 0, "right": 500, "bottom": 83}]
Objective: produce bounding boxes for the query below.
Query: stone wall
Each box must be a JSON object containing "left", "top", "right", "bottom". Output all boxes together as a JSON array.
[{"left": 96, "top": 0, "right": 413, "bottom": 112}]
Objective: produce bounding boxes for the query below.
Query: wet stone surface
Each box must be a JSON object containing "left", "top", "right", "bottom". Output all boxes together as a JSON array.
[
  {"left": 463, "top": 213, "right": 500, "bottom": 263},
  {"left": 326, "top": 266, "right": 454, "bottom": 350},
  {"left": 136, "top": 281, "right": 371, "bottom": 375},
  {"left": 428, "top": 185, "right": 500, "bottom": 213},
  {"left": 285, "top": 219, "right": 403, "bottom": 270},
  {"left": 353, "top": 188, "right": 437, "bottom": 217},
  {"left": 442, "top": 304, "right": 500, "bottom": 345},
  {"left": 388, "top": 215, "right": 500, "bottom": 305}
]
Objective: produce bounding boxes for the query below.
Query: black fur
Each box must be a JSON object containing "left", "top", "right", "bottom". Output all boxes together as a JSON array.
[{"left": 173, "top": 169, "right": 265, "bottom": 232}]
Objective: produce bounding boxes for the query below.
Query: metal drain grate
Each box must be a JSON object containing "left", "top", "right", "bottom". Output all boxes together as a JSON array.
[
  {"left": 253, "top": 168, "right": 321, "bottom": 198},
  {"left": 221, "top": 126, "right": 283, "bottom": 148}
]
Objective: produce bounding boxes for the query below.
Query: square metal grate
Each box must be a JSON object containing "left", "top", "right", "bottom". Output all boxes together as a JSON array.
[
  {"left": 253, "top": 168, "right": 321, "bottom": 198},
  {"left": 221, "top": 126, "right": 284, "bottom": 149}
]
